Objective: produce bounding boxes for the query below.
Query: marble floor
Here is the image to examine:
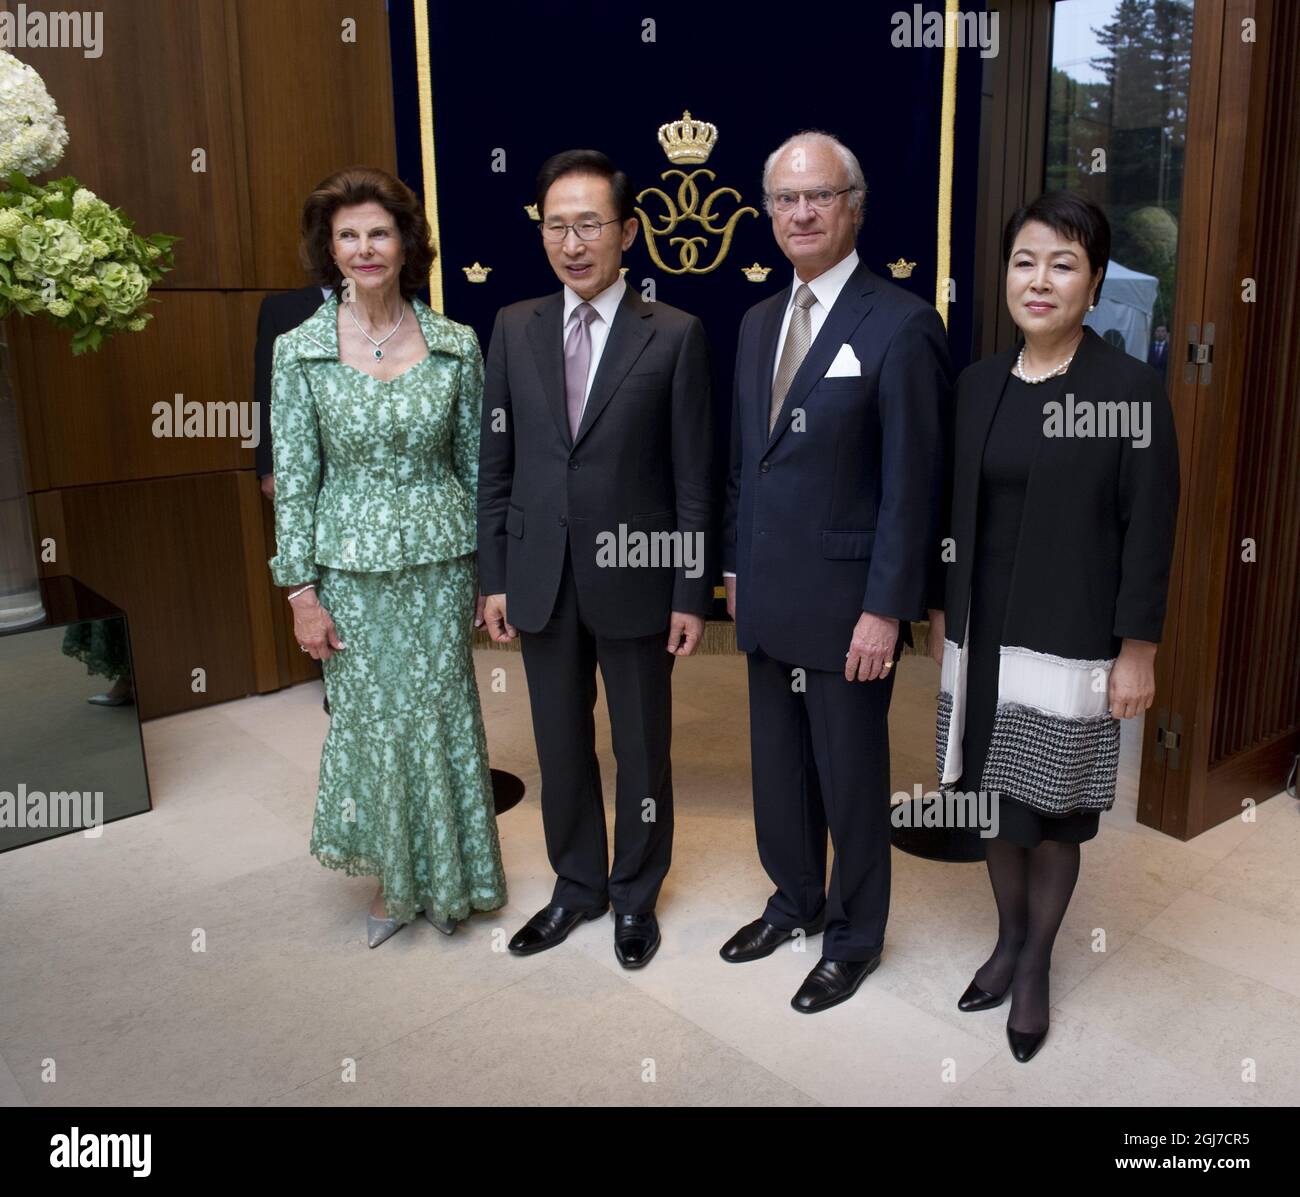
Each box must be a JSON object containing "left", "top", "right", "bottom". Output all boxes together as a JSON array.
[{"left": 1, "top": 648, "right": 1297, "bottom": 1107}]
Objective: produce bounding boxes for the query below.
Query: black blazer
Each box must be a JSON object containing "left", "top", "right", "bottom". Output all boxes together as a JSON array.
[
  {"left": 941, "top": 326, "right": 1180, "bottom": 659},
  {"left": 477, "top": 286, "right": 714, "bottom": 637},
  {"left": 253, "top": 285, "right": 328, "bottom": 477},
  {"left": 722, "top": 260, "right": 953, "bottom": 672}
]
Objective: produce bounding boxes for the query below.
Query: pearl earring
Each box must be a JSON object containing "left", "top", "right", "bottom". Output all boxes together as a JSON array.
[{"left": 1088, "top": 303, "right": 1096, "bottom": 311}]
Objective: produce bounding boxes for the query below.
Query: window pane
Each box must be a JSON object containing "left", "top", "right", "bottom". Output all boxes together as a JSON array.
[{"left": 1046, "top": 0, "right": 1194, "bottom": 376}]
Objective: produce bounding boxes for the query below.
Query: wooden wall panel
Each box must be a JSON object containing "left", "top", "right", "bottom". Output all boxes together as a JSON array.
[
  {"left": 5, "top": 0, "right": 403, "bottom": 716},
  {"left": 32, "top": 474, "right": 257, "bottom": 719},
  {"left": 1, "top": 0, "right": 248, "bottom": 289},
  {"left": 13, "top": 293, "right": 251, "bottom": 488},
  {"left": 233, "top": 0, "right": 398, "bottom": 289}
]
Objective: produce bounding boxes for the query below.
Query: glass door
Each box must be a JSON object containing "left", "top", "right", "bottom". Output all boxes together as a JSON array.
[{"left": 1044, "top": 0, "right": 1194, "bottom": 374}]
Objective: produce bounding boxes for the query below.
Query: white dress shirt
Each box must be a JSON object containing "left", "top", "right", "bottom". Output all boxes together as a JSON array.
[
  {"left": 770, "top": 248, "right": 860, "bottom": 383},
  {"left": 723, "top": 250, "right": 861, "bottom": 579},
  {"left": 563, "top": 274, "right": 627, "bottom": 418}
]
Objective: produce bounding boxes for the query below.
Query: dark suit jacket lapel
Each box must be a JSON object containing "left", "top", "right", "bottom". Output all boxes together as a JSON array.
[
  {"left": 293, "top": 285, "right": 326, "bottom": 326},
  {"left": 767, "top": 262, "right": 877, "bottom": 450},
  {"left": 574, "top": 286, "right": 653, "bottom": 447},
  {"left": 753, "top": 295, "right": 785, "bottom": 448},
  {"left": 525, "top": 292, "right": 571, "bottom": 447}
]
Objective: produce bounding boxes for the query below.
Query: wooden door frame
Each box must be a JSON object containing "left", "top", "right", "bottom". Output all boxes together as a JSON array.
[{"left": 1144, "top": 0, "right": 1299, "bottom": 836}]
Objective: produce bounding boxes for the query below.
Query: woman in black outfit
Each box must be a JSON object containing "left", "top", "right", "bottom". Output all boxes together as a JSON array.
[{"left": 931, "top": 192, "right": 1180, "bottom": 1062}]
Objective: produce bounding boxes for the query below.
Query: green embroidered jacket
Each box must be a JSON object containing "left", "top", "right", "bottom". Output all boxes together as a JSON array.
[{"left": 268, "top": 294, "right": 483, "bottom": 587}]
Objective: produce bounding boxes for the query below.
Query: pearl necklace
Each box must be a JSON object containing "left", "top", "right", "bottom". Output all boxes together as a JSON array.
[
  {"left": 346, "top": 299, "right": 406, "bottom": 360},
  {"left": 1015, "top": 346, "right": 1075, "bottom": 383}
]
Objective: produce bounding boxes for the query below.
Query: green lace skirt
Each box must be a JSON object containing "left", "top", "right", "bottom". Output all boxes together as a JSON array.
[
  {"left": 62, "top": 618, "right": 131, "bottom": 681},
  {"left": 310, "top": 555, "right": 507, "bottom": 925}
]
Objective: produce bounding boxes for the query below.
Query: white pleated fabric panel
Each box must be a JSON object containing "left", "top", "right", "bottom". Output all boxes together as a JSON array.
[{"left": 996, "top": 645, "right": 1115, "bottom": 718}]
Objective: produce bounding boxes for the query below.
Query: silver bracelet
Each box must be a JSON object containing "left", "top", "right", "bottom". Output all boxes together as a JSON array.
[{"left": 286, "top": 584, "right": 316, "bottom": 602}]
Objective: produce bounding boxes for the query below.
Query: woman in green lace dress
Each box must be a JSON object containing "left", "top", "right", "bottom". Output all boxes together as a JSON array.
[{"left": 269, "top": 167, "right": 506, "bottom": 947}]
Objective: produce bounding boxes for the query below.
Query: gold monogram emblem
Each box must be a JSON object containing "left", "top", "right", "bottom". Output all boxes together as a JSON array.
[{"left": 635, "top": 111, "right": 757, "bottom": 276}]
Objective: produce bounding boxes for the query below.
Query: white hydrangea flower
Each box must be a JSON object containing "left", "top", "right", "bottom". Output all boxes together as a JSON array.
[{"left": 0, "top": 51, "right": 69, "bottom": 177}]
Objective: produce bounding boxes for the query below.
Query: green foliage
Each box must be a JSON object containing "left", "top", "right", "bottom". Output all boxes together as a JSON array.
[{"left": 0, "top": 172, "right": 178, "bottom": 354}]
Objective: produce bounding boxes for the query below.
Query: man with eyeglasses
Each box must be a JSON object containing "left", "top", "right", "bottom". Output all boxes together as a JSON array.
[
  {"left": 478, "top": 149, "right": 713, "bottom": 969},
  {"left": 720, "top": 131, "right": 952, "bottom": 1012}
]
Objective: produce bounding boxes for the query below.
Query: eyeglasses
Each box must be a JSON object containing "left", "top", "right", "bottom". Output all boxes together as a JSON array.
[
  {"left": 539, "top": 218, "right": 621, "bottom": 243},
  {"left": 766, "top": 187, "right": 855, "bottom": 213}
]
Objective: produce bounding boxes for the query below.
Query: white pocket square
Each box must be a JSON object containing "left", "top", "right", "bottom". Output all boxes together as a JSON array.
[{"left": 825, "top": 343, "right": 861, "bottom": 377}]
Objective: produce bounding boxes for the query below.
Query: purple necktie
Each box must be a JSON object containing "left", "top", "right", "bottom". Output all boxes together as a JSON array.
[{"left": 564, "top": 302, "right": 597, "bottom": 439}]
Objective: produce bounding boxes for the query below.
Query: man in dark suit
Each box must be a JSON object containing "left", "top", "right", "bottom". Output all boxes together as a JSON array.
[
  {"left": 479, "top": 149, "right": 713, "bottom": 969},
  {"left": 1147, "top": 323, "right": 1169, "bottom": 378},
  {"left": 254, "top": 282, "right": 330, "bottom": 713},
  {"left": 253, "top": 284, "right": 331, "bottom": 498},
  {"left": 720, "top": 132, "right": 952, "bottom": 1012}
]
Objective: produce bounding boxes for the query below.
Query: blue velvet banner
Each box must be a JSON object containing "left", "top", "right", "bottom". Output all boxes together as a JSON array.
[{"left": 388, "top": 1, "right": 986, "bottom": 378}]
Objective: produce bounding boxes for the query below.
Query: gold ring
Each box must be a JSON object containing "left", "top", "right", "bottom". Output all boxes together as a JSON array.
[{"left": 882, "top": 661, "right": 893, "bottom": 670}]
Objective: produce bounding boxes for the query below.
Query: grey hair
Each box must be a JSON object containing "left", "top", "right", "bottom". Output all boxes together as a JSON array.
[{"left": 761, "top": 130, "right": 867, "bottom": 229}]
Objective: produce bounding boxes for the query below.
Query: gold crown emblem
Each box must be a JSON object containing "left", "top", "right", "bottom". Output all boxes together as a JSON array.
[
  {"left": 741, "top": 262, "right": 772, "bottom": 283},
  {"left": 462, "top": 261, "right": 491, "bottom": 283},
  {"left": 887, "top": 257, "right": 917, "bottom": 279},
  {"left": 657, "top": 110, "right": 718, "bottom": 165},
  {"left": 524, "top": 203, "right": 539, "bottom": 221}
]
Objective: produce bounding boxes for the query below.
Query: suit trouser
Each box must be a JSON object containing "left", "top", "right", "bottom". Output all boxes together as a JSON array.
[
  {"left": 746, "top": 645, "right": 897, "bottom": 961},
  {"left": 518, "top": 548, "right": 675, "bottom": 914}
]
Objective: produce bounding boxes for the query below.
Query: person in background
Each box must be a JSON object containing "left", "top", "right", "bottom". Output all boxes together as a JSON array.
[
  {"left": 254, "top": 285, "right": 330, "bottom": 499},
  {"left": 255, "top": 281, "right": 331, "bottom": 711},
  {"left": 1147, "top": 322, "right": 1169, "bottom": 379}
]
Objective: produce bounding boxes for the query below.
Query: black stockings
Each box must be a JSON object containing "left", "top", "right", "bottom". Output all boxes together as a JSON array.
[{"left": 973, "top": 837, "right": 1081, "bottom": 1033}]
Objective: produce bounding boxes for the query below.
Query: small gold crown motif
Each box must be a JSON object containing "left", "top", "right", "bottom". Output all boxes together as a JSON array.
[
  {"left": 887, "top": 257, "right": 917, "bottom": 279},
  {"left": 657, "top": 110, "right": 718, "bottom": 165},
  {"left": 462, "top": 262, "right": 491, "bottom": 283},
  {"left": 524, "top": 203, "right": 539, "bottom": 221},
  {"left": 741, "top": 262, "right": 772, "bottom": 283}
]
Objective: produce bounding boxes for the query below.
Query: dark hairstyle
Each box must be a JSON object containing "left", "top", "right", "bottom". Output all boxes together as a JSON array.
[
  {"left": 299, "top": 166, "right": 435, "bottom": 300},
  {"left": 1001, "top": 190, "right": 1110, "bottom": 305},
  {"left": 535, "top": 149, "right": 634, "bottom": 222}
]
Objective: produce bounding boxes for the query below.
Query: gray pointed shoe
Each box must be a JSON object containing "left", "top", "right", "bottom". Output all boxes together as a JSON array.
[
  {"left": 366, "top": 913, "right": 406, "bottom": 949},
  {"left": 422, "top": 908, "right": 457, "bottom": 935}
]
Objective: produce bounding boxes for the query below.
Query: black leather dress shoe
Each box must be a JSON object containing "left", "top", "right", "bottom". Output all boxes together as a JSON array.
[
  {"left": 613, "top": 912, "right": 660, "bottom": 969},
  {"left": 957, "top": 977, "right": 1009, "bottom": 1012},
  {"left": 1007, "top": 1022, "right": 1048, "bottom": 1062},
  {"left": 790, "top": 954, "right": 881, "bottom": 1013},
  {"left": 719, "top": 915, "right": 826, "bottom": 963},
  {"left": 507, "top": 902, "right": 607, "bottom": 956}
]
